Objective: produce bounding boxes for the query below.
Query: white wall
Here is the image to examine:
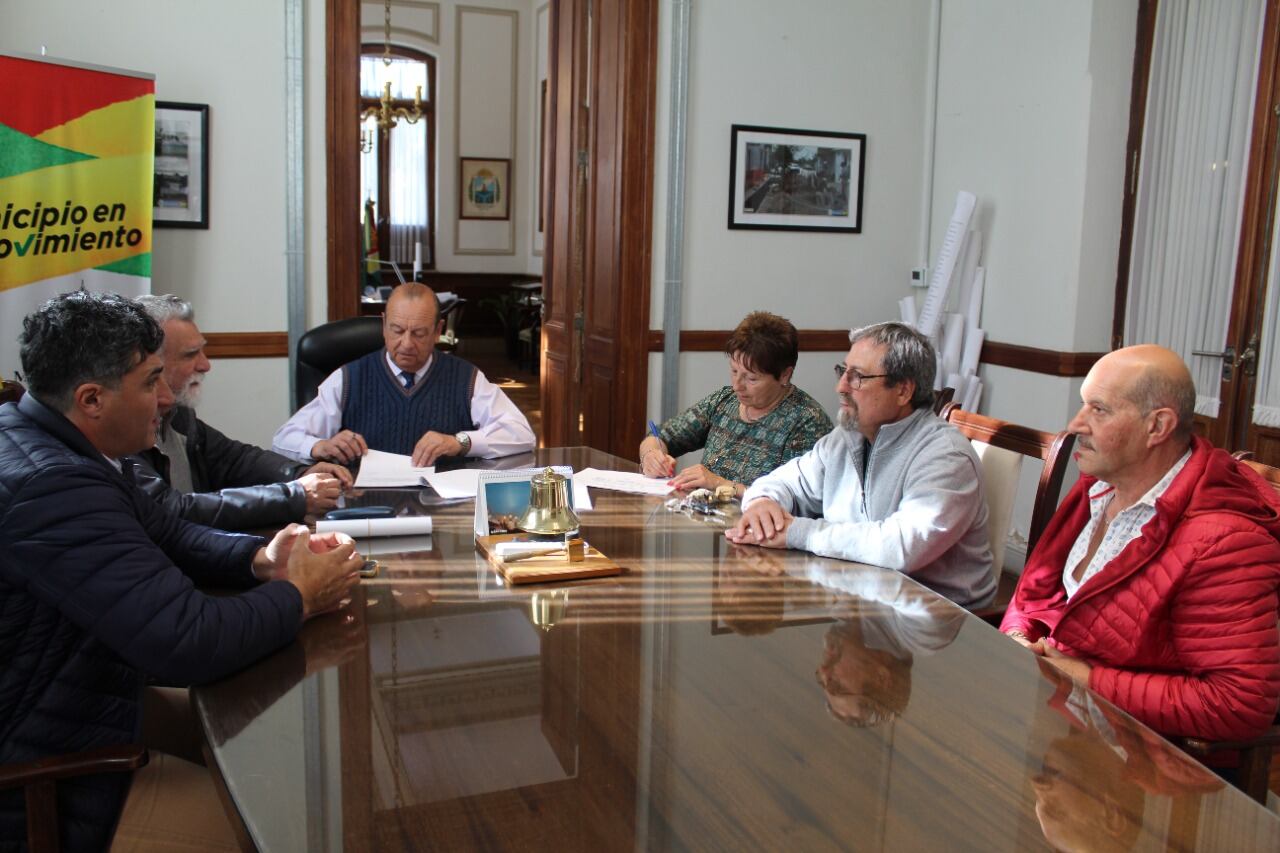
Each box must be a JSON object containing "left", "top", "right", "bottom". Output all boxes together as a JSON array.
[
  {"left": 928, "top": 0, "right": 1135, "bottom": 553},
  {"left": 930, "top": 0, "right": 1136, "bottom": 433},
  {"left": 2, "top": 0, "right": 294, "bottom": 447},
  {"left": 649, "top": 0, "right": 933, "bottom": 422}
]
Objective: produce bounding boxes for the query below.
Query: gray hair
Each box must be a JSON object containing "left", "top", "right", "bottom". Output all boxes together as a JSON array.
[
  {"left": 1129, "top": 366, "right": 1196, "bottom": 441},
  {"left": 136, "top": 293, "right": 195, "bottom": 326},
  {"left": 848, "top": 322, "right": 936, "bottom": 410}
]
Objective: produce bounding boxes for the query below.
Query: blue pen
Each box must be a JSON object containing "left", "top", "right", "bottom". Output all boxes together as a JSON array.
[{"left": 646, "top": 420, "right": 673, "bottom": 477}]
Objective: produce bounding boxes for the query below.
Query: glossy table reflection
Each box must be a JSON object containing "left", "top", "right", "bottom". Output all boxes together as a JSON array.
[{"left": 194, "top": 449, "right": 1280, "bottom": 851}]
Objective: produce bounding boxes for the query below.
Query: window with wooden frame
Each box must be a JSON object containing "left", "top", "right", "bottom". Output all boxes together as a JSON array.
[{"left": 359, "top": 46, "right": 436, "bottom": 274}]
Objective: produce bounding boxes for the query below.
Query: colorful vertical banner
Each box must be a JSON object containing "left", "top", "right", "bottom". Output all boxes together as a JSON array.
[{"left": 0, "top": 52, "right": 154, "bottom": 375}]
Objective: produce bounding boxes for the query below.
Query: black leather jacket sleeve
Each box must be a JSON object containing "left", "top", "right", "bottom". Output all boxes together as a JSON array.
[
  {"left": 180, "top": 408, "right": 304, "bottom": 489},
  {"left": 129, "top": 447, "right": 306, "bottom": 531}
]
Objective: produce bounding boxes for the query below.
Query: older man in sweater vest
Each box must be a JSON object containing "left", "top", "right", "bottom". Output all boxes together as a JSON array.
[{"left": 273, "top": 283, "right": 535, "bottom": 466}]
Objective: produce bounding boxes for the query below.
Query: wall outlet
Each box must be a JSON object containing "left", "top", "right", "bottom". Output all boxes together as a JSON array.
[{"left": 910, "top": 267, "right": 928, "bottom": 288}]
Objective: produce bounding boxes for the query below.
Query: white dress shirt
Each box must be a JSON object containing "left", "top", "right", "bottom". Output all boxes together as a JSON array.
[
  {"left": 271, "top": 352, "right": 535, "bottom": 462},
  {"left": 1062, "top": 449, "right": 1192, "bottom": 599}
]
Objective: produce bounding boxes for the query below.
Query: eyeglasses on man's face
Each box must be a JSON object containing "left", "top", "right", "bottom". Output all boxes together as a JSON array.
[{"left": 833, "top": 363, "right": 889, "bottom": 389}]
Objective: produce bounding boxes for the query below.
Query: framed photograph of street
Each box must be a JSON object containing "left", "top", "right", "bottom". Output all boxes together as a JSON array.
[
  {"left": 727, "top": 125, "right": 865, "bottom": 233},
  {"left": 153, "top": 102, "right": 209, "bottom": 229},
  {"left": 459, "top": 157, "right": 511, "bottom": 221}
]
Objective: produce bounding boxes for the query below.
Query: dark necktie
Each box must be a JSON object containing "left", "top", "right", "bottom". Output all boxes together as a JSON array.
[{"left": 400, "top": 371, "right": 416, "bottom": 390}]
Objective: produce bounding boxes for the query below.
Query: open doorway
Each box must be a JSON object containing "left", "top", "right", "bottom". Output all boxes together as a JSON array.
[{"left": 327, "top": 0, "right": 657, "bottom": 453}]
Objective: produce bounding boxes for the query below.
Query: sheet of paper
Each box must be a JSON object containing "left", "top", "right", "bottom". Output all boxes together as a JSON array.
[
  {"left": 898, "top": 295, "right": 918, "bottom": 326},
  {"left": 964, "top": 267, "right": 985, "bottom": 330},
  {"left": 940, "top": 312, "right": 966, "bottom": 378},
  {"left": 353, "top": 449, "right": 434, "bottom": 488},
  {"left": 315, "top": 516, "right": 433, "bottom": 538},
  {"left": 963, "top": 377, "right": 983, "bottom": 412},
  {"left": 421, "top": 468, "right": 481, "bottom": 498},
  {"left": 917, "top": 191, "right": 976, "bottom": 337},
  {"left": 961, "top": 328, "right": 985, "bottom": 377},
  {"left": 577, "top": 467, "right": 674, "bottom": 497},
  {"left": 954, "top": 229, "right": 983, "bottom": 318}
]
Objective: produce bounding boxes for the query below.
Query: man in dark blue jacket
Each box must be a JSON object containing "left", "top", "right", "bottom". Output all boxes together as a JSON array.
[{"left": 0, "top": 291, "right": 364, "bottom": 850}]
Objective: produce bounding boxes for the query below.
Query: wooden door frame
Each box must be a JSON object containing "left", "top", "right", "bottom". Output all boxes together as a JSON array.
[
  {"left": 540, "top": 0, "right": 657, "bottom": 456},
  {"left": 1113, "top": 0, "right": 1280, "bottom": 453},
  {"left": 327, "top": 0, "right": 361, "bottom": 322},
  {"left": 1228, "top": 0, "right": 1280, "bottom": 455}
]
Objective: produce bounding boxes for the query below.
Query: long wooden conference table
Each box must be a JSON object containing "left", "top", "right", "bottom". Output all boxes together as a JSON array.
[{"left": 193, "top": 448, "right": 1280, "bottom": 851}]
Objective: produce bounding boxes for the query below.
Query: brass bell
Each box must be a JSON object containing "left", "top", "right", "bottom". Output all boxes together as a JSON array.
[
  {"left": 530, "top": 589, "right": 570, "bottom": 631},
  {"left": 516, "top": 467, "right": 580, "bottom": 537}
]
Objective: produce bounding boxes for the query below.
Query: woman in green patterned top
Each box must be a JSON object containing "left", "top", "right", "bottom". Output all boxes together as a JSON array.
[{"left": 639, "top": 312, "right": 833, "bottom": 496}]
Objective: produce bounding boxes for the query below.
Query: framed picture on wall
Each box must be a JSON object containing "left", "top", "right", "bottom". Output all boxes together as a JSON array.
[
  {"left": 727, "top": 124, "right": 865, "bottom": 233},
  {"left": 459, "top": 157, "right": 511, "bottom": 221},
  {"left": 153, "top": 101, "right": 209, "bottom": 229}
]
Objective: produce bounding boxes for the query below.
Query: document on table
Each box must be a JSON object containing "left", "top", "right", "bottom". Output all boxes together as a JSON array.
[
  {"left": 422, "top": 467, "right": 594, "bottom": 510},
  {"left": 421, "top": 468, "right": 481, "bottom": 498},
  {"left": 577, "top": 467, "right": 674, "bottom": 496},
  {"left": 353, "top": 449, "right": 434, "bottom": 487}
]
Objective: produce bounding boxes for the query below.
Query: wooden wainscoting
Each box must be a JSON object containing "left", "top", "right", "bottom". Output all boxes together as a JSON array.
[
  {"left": 203, "top": 332, "right": 289, "bottom": 359},
  {"left": 644, "top": 330, "right": 1106, "bottom": 378}
]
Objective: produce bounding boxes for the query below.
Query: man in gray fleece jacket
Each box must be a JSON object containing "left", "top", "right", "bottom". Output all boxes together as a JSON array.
[{"left": 728, "top": 322, "right": 995, "bottom": 608}]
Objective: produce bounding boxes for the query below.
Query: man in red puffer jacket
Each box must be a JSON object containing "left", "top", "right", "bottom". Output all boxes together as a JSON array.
[{"left": 1001, "top": 344, "right": 1280, "bottom": 744}]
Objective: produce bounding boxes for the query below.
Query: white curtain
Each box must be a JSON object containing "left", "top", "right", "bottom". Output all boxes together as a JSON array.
[
  {"left": 389, "top": 117, "right": 428, "bottom": 264},
  {"left": 1126, "top": 0, "right": 1263, "bottom": 417},
  {"left": 360, "top": 55, "right": 428, "bottom": 99},
  {"left": 1254, "top": 193, "right": 1280, "bottom": 425}
]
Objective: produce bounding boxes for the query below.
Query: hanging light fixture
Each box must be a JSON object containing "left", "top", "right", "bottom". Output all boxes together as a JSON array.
[{"left": 360, "top": 0, "right": 424, "bottom": 138}]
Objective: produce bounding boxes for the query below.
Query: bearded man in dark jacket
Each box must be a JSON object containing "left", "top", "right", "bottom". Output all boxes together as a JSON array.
[
  {"left": 0, "top": 291, "right": 363, "bottom": 851},
  {"left": 125, "top": 294, "right": 352, "bottom": 530}
]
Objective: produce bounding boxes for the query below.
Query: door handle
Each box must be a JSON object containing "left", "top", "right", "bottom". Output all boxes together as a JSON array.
[{"left": 1191, "top": 334, "right": 1259, "bottom": 381}]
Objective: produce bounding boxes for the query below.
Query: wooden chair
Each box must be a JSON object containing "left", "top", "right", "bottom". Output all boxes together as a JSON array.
[
  {"left": 940, "top": 405, "right": 1075, "bottom": 623},
  {"left": 1233, "top": 451, "right": 1280, "bottom": 493},
  {"left": 0, "top": 744, "right": 148, "bottom": 852},
  {"left": 931, "top": 386, "right": 955, "bottom": 414},
  {"left": 1178, "top": 452, "right": 1280, "bottom": 805}
]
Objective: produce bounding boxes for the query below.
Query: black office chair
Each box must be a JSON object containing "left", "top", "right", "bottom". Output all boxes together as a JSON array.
[
  {"left": 294, "top": 316, "right": 384, "bottom": 409},
  {"left": 437, "top": 297, "right": 466, "bottom": 352}
]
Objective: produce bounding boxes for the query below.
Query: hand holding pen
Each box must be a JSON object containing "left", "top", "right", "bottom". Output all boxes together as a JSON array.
[{"left": 640, "top": 419, "right": 676, "bottom": 479}]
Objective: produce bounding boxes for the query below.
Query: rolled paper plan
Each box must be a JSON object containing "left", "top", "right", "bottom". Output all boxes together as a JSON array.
[{"left": 315, "top": 516, "right": 433, "bottom": 538}]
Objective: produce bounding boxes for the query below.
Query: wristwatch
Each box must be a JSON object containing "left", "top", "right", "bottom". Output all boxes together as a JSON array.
[{"left": 454, "top": 431, "right": 472, "bottom": 456}]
